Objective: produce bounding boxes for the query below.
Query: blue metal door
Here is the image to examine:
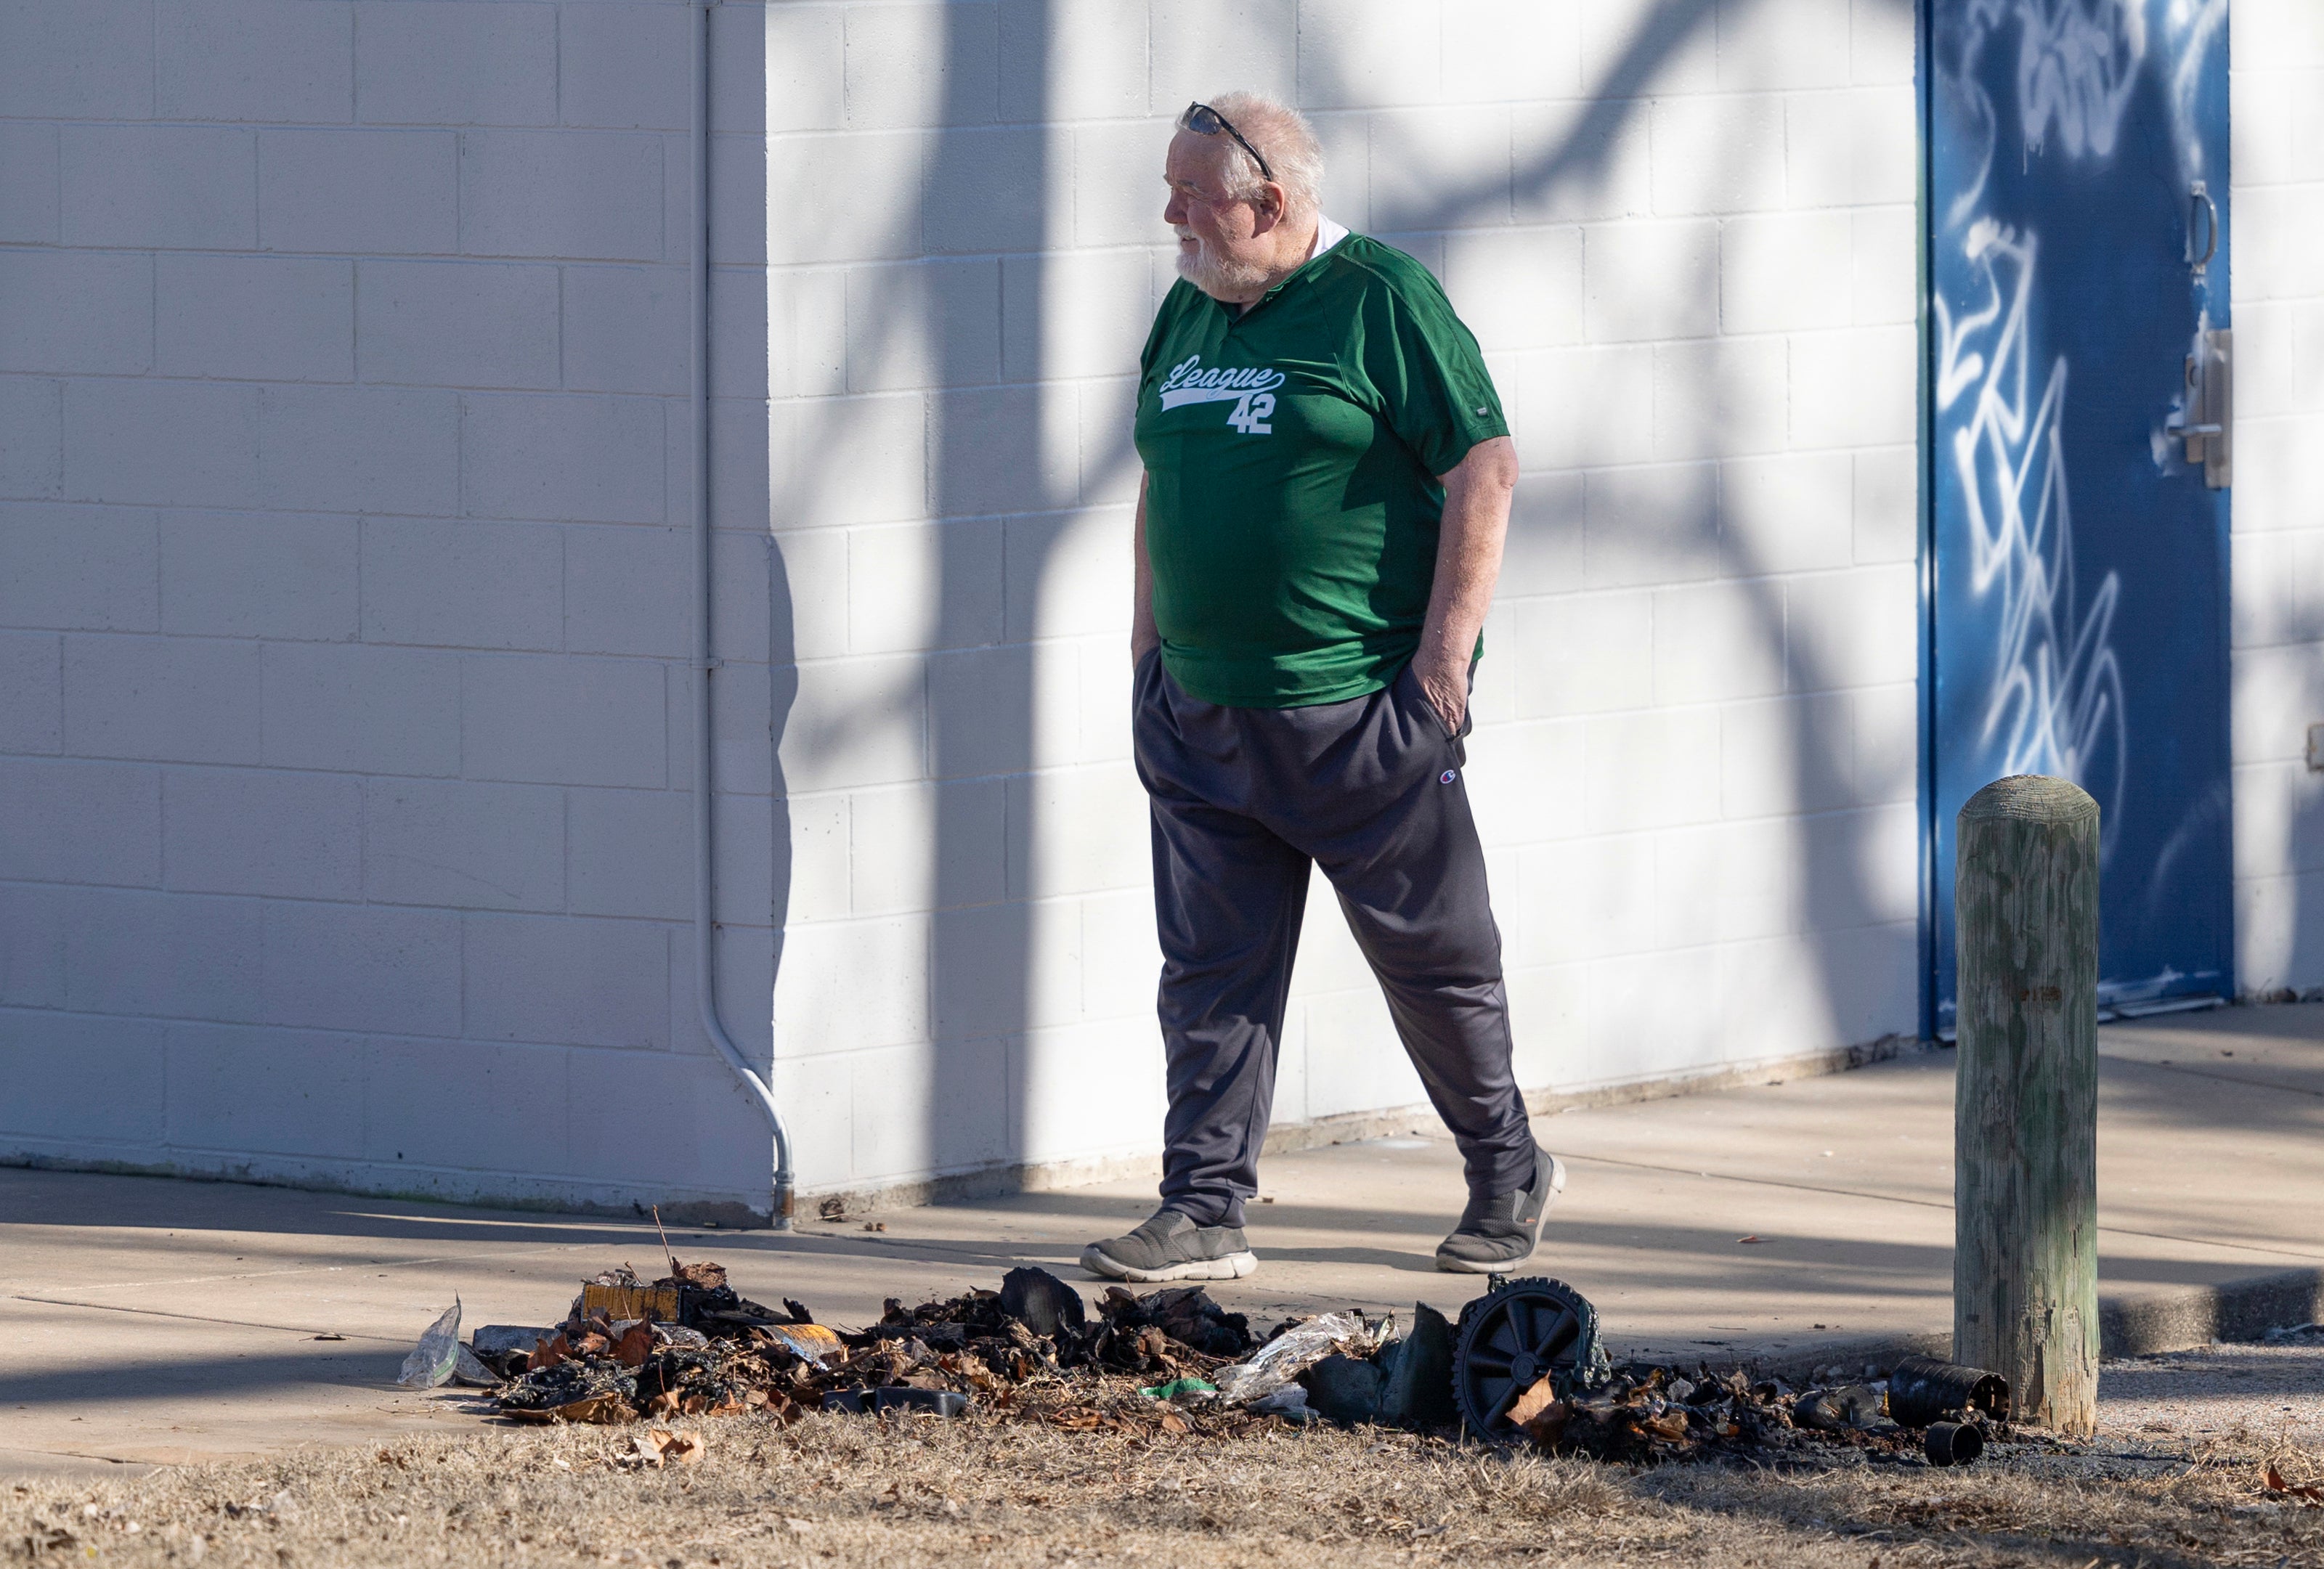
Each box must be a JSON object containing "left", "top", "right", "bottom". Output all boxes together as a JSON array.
[{"left": 1927, "top": 0, "right": 2232, "bottom": 1026}]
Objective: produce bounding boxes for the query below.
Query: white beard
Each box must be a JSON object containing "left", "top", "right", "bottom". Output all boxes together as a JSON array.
[{"left": 1174, "top": 229, "right": 1270, "bottom": 299}]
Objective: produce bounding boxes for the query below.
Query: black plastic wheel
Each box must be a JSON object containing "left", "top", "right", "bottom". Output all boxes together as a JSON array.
[{"left": 1451, "top": 1277, "right": 1604, "bottom": 1439}]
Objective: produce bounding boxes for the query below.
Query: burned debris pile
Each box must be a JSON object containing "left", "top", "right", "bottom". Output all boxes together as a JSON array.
[{"left": 431, "top": 1266, "right": 2017, "bottom": 1470}]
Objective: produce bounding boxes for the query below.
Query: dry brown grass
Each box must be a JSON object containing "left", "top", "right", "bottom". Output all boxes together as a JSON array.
[{"left": 7, "top": 1414, "right": 2323, "bottom": 1568}]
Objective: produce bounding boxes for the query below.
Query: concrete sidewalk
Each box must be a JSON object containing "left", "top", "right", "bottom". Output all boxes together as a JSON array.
[{"left": 5, "top": 1003, "right": 2321, "bottom": 1480}]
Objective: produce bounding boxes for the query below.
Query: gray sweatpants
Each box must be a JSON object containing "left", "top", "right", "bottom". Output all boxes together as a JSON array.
[{"left": 1132, "top": 651, "right": 1535, "bottom": 1230}]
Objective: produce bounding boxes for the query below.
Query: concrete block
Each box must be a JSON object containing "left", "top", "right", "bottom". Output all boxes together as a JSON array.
[
  {"left": 259, "top": 129, "right": 458, "bottom": 253},
  {"left": 1444, "top": 227, "right": 1584, "bottom": 351},
  {"left": 1296, "top": 986, "right": 1425, "bottom": 1120},
  {"left": 1006, "top": 250, "right": 1152, "bottom": 388},
  {"left": 365, "top": 776, "right": 562, "bottom": 912},
  {"left": 360, "top": 515, "right": 561, "bottom": 651},
  {"left": 672, "top": 917, "right": 776, "bottom": 1061},
  {"left": 0, "top": 631, "right": 60, "bottom": 754},
  {"left": 0, "top": 881, "right": 66, "bottom": 1008},
  {"left": 850, "top": 778, "right": 1007, "bottom": 916},
  {"left": 160, "top": 510, "right": 357, "bottom": 643},
  {"left": 1720, "top": 211, "right": 1850, "bottom": 334},
  {"left": 562, "top": 264, "right": 688, "bottom": 396},
  {"left": 261, "top": 900, "right": 459, "bottom": 1035},
  {"left": 558, "top": 2, "right": 688, "bottom": 129},
  {"left": 1149, "top": 0, "right": 1296, "bottom": 107},
  {"left": 0, "top": 502, "right": 158, "bottom": 631},
  {"left": 1077, "top": 375, "right": 1143, "bottom": 505},
  {"left": 1010, "top": 0, "right": 1146, "bottom": 121},
  {"left": 1015, "top": 1017, "right": 1169, "bottom": 1163},
  {"left": 1716, "top": 0, "right": 1848, "bottom": 89},
  {"left": 776, "top": 654, "right": 926, "bottom": 793},
  {"left": 566, "top": 1047, "right": 775, "bottom": 1190},
  {"left": 64, "top": 887, "right": 260, "bottom": 1019},
  {"left": 1789, "top": 323, "right": 1916, "bottom": 449},
  {"left": 1721, "top": 451, "right": 1853, "bottom": 575},
  {"left": 1078, "top": 885, "right": 1161, "bottom": 1022},
  {"left": 2232, "top": 415, "right": 2324, "bottom": 539},
  {"left": 931, "top": 384, "right": 1075, "bottom": 518},
  {"left": 770, "top": 913, "right": 930, "bottom": 1056},
  {"left": 1063, "top": 636, "right": 1117, "bottom": 765},
  {"left": 781, "top": 788, "right": 850, "bottom": 924},
  {"left": 362, "top": 1034, "right": 569, "bottom": 1171},
  {"left": 1371, "top": 105, "right": 1513, "bottom": 229},
  {"left": 463, "top": 911, "right": 667, "bottom": 1048},
  {"left": 1786, "top": 86, "right": 1917, "bottom": 209},
  {"left": 461, "top": 394, "right": 664, "bottom": 523},
  {"left": 1515, "top": 343, "right": 1654, "bottom": 470},
  {"left": 1299, "top": 0, "right": 1442, "bottom": 106},
  {"left": 1652, "top": 579, "right": 1785, "bottom": 704},
  {"left": 357, "top": 260, "right": 558, "bottom": 389},
  {"left": 923, "top": 125, "right": 1046, "bottom": 256},
  {"left": 848, "top": 1034, "right": 1013, "bottom": 1183},
  {"left": 64, "top": 635, "right": 261, "bottom": 765},
  {"left": 927, "top": 643, "right": 1033, "bottom": 781},
  {"left": 0, "top": 378, "right": 60, "bottom": 499},
  {"left": 710, "top": 529, "right": 772, "bottom": 661},
  {"left": 763, "top": 2, "right": 844, "bottom": 131},
  {"left": 1584, "top": 219, "right": 1716, "bottom": 342},
  {"left": 261, "top": 642, "right": 460, "bottom": 775},
  {"left": 1850, "top": 0, "right": 1915, "bottom": 83},
  {"left": 259, "top": 386, "right": 457, "bottom": 515},
  {"left": 848, "top": 258, "right": 1002, "bottom": 393},
  {"left": 705, "top": 129, "right": 768, "bottom": 266},
  {"left": 1584, "top": 708, "right": 1723, "bottom": 832},
  {"left": 165, "top": 1022, "right": 362, "bottom": 1157},
  {"left": 1852, "top": 444, "right": 1917, "bottom": 564},
  {"left": 1463, "top": 715, "right": 1586, "bottom": 846},
  {"left": 563, "top": 523, "right": 687, "bottom": 659},
  {"left": 1070, "top": 121, "right": 1169, "bottom": 250},
  {"left": 1851, "top": 680, "right": 1916, "bottom": 806},
  {"left": 1784, "top": 564, "right": 1915, "bottom": 690},
  {"left": 1649, "top": 94, "right": 1784, "bottom": 217},
  {"left": 1853, "top": 206, "right": 1916, "bottom": 326},
  {"left": 1517, "top": 833, "right": 1656, "bottom": 966},
  {"left": 1307, "top": 109, "right": 1372, "bottom": 232},
  {"left": 0, "top": 758, "right": 157, "bottom": 885},
  {"left": 1512, "top": 99, "right": 1654, "bottom": 225},
  {"left": 1717, "top": 690, "right": 1854, "bottom": 820},
  {"left": 460, "top": 130, "right": 663, "bottom": 261},
  {"left": 462, "top": 653, "right": 667, "bottom": 788},
  {"left": 64, "top": 381, "right": 257, "bottom": 510},
  {"left": 0, "top": 0, "right": 155, "bottom": 119},
  {"left": 670, "top": 659, "right": 777, "bottom": 797},
  {"left": 565, "top": 784, "right": 686, "bottom": 920},
  {"left": 1799, "top": 800, "right": 1917, "bottom": 929},
  {"left": 163, "top": 766, "right": 362, "bottom": 900},
  {"left": 2230, "top": 528, "right": 2324, "bottom": 650},
  {"left": 1007, "top": 762, "right": 1146, "bottom": 899},
  {"left": 1581, "top": 945, "right": 1724, "bottom": 1083},
  {"left": 1652, "top": 336, "right": 1791, "bottom": 460},
  {"left": 850, "top": 518, "right": 1004, "bottom": 655},
  {"left": 0, "top": 250, "right": 150, "bottom": 376},
  {"left": 845, "top": 1, "right": 996, "bottom": 129},
  {"left": 768, "top": 269, "right": 847, "bottom": 401},
  {"left": 1506, "top": 958, "right": 1586, "bottom": 1089},
  {"left": 2230, "top": 759, "right": 2324, "bottom": 881},
  {"left": 158, "top": 0, "right": 354, "bottom": 122},
  {"left": 1004, "top": 509, "right": 1130, "bottom": 643},
  {"left": 1580, "top": 0, "right": 1715, "bottom": 96},
  {"left": 0, "top": 1013, "right": 165, "bottom": 1146},
  {"left": 356, "top": 0, "right": 555, "bottom": 126},
  {"left": 1511, "top": 590, "right": 1654, "bottom": 717},
  {"left": 762, "top": 131, "right": 925, "bottom": 264},
  {"left": 769, "top": 390, "right": 928, "bottom": 526},
  {"left": 2232, "top": 643, "right": 2324, "bottom": 765},
  {"left": 934, "top": 896, "right": 1080, "bottom": 1042},
  {"left": 1582, "top": 461, "right": 1718, "bottom": 588},
  {"left": 61, "top": 125, "right": 256, "bottom": 249},
  {"left": 157, "top": 256, "right": 353, "bottom": 382},
  {"left": 1444, "top": 0, "right": 1581, "bottom": 103}
]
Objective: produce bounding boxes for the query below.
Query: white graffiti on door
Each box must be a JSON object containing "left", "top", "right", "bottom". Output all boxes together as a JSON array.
[{"left": 1941, "top": 0, "right": 2148, "bottom": 227}]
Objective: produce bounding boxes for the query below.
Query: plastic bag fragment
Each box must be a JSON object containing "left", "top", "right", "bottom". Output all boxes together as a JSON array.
[
  {"left": 397, "top": 1300, "right": 466, "bottom": 1389},
  {"left": 1213, "top": 1311, "right": 1379, "bottom": 1406}
]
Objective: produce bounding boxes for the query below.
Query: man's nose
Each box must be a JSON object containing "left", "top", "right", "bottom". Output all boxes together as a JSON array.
[{"left": 1163, "top": 189, "right": 1185, "bottom": 225}]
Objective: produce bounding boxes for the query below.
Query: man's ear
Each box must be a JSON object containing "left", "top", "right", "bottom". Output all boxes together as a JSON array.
[{"left": 1248, "top": 182, "right": 1288, "bottom": 234}]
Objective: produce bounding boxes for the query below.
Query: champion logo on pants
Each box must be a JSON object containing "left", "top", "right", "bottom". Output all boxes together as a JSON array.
[{"left": 1440, "top": 769, "right": 1457, "bottom": 783}]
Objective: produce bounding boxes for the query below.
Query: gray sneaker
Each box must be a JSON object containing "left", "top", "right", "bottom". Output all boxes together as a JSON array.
[
  {"left": 1080, "top": 1209, "right": 1258, "bottom": 1283},
  {"left": 1435, "top": 1149, "right": 1565, "bottom": 1273}
]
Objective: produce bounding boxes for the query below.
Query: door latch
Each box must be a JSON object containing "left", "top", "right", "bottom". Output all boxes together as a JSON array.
[{"left": 2167, "top": 327, "right": 2231, "bottom": 489}]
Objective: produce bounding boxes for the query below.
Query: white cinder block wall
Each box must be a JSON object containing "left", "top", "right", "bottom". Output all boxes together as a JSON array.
[
  {"left": 764, "top": 0, "right": 1925, "bottom": 1205},
  {"left": 0, "top": 0, "right": 786, "bottom": 1220},
  {"left": 2230, "top": 0, "right": 2324, "bottom": 998}
]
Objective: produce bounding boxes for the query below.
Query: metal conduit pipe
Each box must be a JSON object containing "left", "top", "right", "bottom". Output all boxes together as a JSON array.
[{"left": 691, "top": 0, "right": 796, "bottom": 1229}]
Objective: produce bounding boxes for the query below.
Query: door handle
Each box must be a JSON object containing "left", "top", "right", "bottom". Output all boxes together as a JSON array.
[
  {"left": 2189, "top": 181, "right": 2218, "bottom": 277},
  {"left": 2168, "top": 328, "right": 2231, "bottom": 489}
]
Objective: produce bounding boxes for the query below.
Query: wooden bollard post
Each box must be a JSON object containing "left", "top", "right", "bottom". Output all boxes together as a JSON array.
[{"left": 1953, "top": 774, "right": 2100, "bottom": 1436}]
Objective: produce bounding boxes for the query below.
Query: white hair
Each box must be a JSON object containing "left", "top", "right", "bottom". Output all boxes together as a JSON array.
[{"left": 1200, "top": 91, "right": 1323, "bottom": 219}]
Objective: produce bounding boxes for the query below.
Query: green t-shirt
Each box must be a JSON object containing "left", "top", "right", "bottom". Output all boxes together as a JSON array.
[{"left": 1134, "top": 232, "right": 1507, "bottom": 708}]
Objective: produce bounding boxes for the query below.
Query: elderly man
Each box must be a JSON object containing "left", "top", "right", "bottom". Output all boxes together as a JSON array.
[{"left": 1081, "top": 92, "right": 1561, "bottom": 1284}]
